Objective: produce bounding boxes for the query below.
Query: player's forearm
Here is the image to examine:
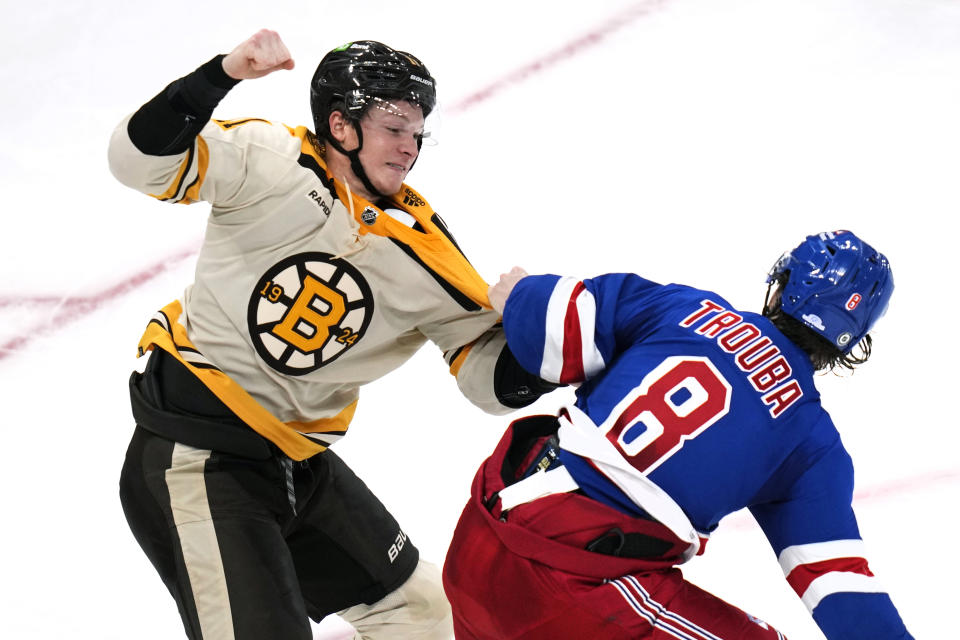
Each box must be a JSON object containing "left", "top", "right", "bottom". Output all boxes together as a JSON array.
[
  {"left": 446, "top": 328, "right": 559, "bottom": 414},
  {"left": 812, "top": 592, "right": 913, "bottom": 640},
  {"left": 126, "top": 55, "right": 240, "bottom": 156}
]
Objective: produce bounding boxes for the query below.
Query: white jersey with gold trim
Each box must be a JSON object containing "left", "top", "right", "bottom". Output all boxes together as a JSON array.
[{"left": 109, "top": 115, "right": 509, "bottom": 458}]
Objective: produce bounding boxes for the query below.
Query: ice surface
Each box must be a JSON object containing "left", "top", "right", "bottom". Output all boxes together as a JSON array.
[{"left": 1, "top": 0, "right": 956, "bottom": 637}]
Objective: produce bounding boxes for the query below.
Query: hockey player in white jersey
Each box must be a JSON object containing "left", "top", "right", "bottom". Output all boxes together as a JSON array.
[{"left": 108, "top": 30, "right": 556, "bottom": 640}]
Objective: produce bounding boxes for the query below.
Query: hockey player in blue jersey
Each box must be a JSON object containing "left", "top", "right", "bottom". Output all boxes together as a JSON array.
[{"left": 442, "top": 230, "right": 912, "bottom": 639}]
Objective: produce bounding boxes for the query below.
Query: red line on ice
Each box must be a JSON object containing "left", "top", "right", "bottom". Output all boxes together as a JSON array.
[
  {"left": 853, "top": 467, "right": 960, "bottom": 503},
  {"left": 446, "top": 0, "right": 669, "bottom": 115},
  {"left": 0, "top": 245, "right": 198, "bottom": 360},
  {"left": 723, "top": 468, "right": 960, "bottom": 531},
  {"left": 0, "top": 0, "right": 669, "bottom": 361}
]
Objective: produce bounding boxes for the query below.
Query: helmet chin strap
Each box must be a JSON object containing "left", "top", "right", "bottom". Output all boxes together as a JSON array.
[{"left": 326, "top": 119, "right": 388, "bottom": 201}]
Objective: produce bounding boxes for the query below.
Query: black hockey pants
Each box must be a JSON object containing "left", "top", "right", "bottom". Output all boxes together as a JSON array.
[{"left": 119, "top": 427, "right": 418, "bottom": 640}]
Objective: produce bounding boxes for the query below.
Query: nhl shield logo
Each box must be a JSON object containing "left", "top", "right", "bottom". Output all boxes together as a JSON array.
[
  {"left": 361, "top": 206, "right": 379, "bottom": 225},
  {"left": 247, "top": 252, "right": 374, "bottom": 375}
]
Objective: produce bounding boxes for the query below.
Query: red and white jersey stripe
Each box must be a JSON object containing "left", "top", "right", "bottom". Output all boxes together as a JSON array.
[
  {"left": 778, "top": 539, "right": 885, "bottom": 612},
  {"left": 541, "top": 277, "right": 605, "bottom": 384}
]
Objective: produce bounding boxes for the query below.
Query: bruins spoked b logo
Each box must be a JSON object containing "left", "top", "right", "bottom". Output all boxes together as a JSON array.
[{"left": 248, "top": 253, "right": 374, "bottom": 375}]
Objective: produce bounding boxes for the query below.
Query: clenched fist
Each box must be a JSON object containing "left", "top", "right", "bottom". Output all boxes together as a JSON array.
[{"left": 222, "top": 29, "right": 295, "bottom": 80}]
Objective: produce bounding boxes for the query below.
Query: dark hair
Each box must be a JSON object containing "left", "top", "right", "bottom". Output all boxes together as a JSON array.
[{"left": 762, "top": 273, "right": 872, "bottom": 372}]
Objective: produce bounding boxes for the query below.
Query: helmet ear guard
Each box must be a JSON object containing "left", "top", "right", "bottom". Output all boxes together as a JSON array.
[{"left": 767, "top": 230, "right": 894, "bottom": 353}]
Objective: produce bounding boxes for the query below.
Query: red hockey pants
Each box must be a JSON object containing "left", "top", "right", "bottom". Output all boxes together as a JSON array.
[{"left": 442, "top": 415, "right": 786, "bottom": 639}]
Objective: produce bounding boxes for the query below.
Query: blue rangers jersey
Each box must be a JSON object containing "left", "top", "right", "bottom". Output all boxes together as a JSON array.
[{"left": 501, "top": 273, "right": 912, "bottom": 640}]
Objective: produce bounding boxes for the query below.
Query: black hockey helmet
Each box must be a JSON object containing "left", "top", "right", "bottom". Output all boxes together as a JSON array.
[
  {"left": 309, "top": 40, "right": 436, "bottom": 198},
  {"left": 310, "top": 40, "right": 437, "bottom": 142}
]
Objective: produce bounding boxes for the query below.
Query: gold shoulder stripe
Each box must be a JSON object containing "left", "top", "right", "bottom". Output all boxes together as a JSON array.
[
  {"left": 149, "top": 144, "right": 194, "bottom": 202},
  {"left": 181, "top": 136, "right": 209, "bottom": 204},
  {"left": 213, "top": 117, "right": 273, "bottom": 130},
  {"left": 292, "top": 126, "right": 325, "bottom": 164}
]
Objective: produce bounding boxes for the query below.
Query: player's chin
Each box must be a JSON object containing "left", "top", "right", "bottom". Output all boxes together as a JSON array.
[{"left": 375, "top": 174, "right": 406, "bottom": 196}]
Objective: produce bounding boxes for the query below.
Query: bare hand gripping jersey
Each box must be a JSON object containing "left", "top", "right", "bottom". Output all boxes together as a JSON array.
[{"left": 109, "top": 115, "right": 510, "bottom": 460}]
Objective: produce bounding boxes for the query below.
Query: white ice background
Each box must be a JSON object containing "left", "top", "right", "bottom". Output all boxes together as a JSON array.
[{"left": 1, "top": 0, "right": 957, "bottom": 638}]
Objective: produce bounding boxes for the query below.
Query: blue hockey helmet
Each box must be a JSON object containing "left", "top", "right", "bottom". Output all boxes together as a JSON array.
[{"left": 767, "top": 230, "right": 894, "bottom": 352}]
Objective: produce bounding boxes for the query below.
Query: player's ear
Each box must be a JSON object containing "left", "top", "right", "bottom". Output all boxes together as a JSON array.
[{"left": 328, "top": 111, "right": 353, "bottom": 145}]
